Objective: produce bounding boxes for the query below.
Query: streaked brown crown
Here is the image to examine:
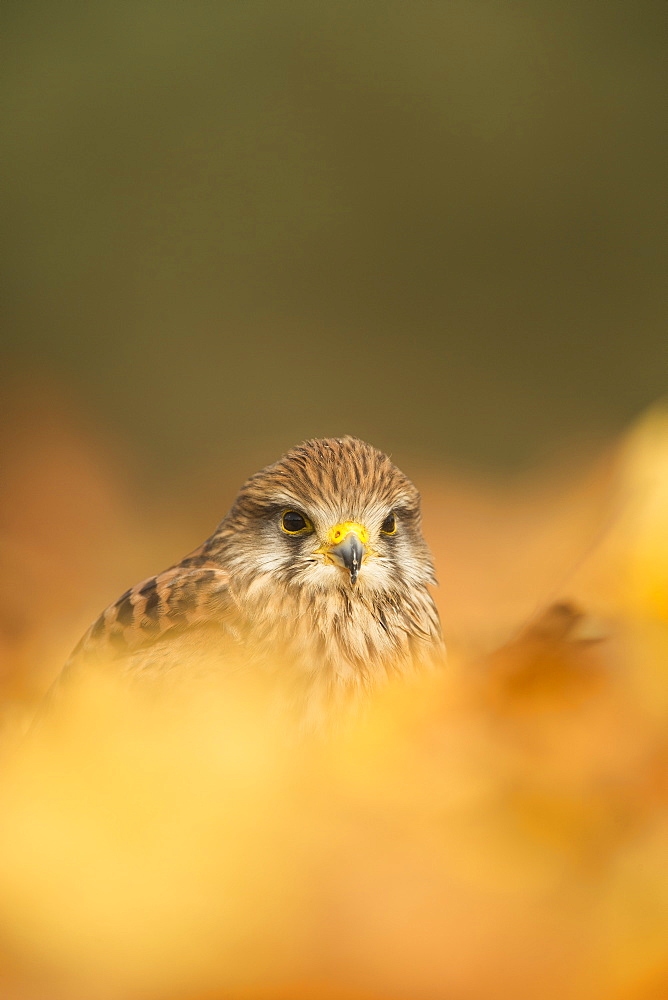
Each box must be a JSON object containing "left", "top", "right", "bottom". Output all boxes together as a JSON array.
[{"left": 227, "top": 436, "right": 420, "bottom": 527}]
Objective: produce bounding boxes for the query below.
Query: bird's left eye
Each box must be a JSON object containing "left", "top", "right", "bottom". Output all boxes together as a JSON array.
[
  {"left": 281, "top": 510, "right": 313, "bottom": 535},
  {"left": 380, "top": 513, "right": 396, "bottom": 535}
]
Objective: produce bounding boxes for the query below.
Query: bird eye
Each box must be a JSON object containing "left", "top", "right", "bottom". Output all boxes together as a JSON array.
[
  {"left": 281, "top": 510, "right": 313, "bottom": 535},
  {"left": 380, "top": 513, "right": 396, "bottom": 535}
]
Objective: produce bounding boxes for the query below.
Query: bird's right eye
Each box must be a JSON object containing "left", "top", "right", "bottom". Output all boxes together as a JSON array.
[{"left": 281, "top": 510, "right": 313, "bottom": 535}]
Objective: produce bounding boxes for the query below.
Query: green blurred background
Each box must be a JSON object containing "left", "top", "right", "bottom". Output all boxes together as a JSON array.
[{"left": 2, "top": 0, "right": 667, "bottom": 485}]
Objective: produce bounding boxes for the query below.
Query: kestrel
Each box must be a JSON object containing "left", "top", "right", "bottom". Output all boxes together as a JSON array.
[{"left": 64, "top": 437, "right": 444, "bottom": 723}]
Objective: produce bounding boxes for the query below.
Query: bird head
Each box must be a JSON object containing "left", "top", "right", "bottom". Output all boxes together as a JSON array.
[{"left": 217, "top": 437, "right": 437, "bottom": 598}]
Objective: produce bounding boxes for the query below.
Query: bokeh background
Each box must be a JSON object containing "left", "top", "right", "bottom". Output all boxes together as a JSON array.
[
  {"left": 2, "top": 4, "right": 668, "bottom": 999},
  {"left": 3, "top": 0, "right": 667, "bottom": 474}
]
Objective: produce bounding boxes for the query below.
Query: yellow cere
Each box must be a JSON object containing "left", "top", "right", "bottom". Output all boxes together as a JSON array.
[{"left": 324, "top": 521, "right": 370, "bottom": 546}]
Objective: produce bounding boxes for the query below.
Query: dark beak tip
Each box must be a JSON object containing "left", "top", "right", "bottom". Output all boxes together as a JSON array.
[{"left": 329, "top": 532, "right": 365, "bottom": 585}]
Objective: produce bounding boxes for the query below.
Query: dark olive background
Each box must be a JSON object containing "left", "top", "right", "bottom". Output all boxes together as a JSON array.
[{"left": 2, "top": 0, "right": 666, "bottom": 485}]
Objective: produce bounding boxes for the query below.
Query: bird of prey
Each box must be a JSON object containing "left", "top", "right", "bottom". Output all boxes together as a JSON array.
[{"left": 65, "top": 437, "right": 444, "bottom": 724}]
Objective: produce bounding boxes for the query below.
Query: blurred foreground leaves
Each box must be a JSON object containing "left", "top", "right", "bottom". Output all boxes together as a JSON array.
[{"left": 0, "top": 406, "right": 667, "bottom": 998}]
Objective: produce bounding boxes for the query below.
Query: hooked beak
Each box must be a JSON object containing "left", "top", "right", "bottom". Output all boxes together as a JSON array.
[{"left": 314, "top": 522, "right": 370, "bottom": 585}]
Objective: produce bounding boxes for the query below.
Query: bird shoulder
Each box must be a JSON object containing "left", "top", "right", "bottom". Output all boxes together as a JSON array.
[{"left": 68, "top": 561, "right": 233, "bottom": 668}]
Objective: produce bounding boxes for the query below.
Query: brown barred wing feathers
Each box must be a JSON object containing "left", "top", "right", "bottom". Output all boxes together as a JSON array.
[{"left": 68, "top": 563, "right": 233, "bottom": 669}]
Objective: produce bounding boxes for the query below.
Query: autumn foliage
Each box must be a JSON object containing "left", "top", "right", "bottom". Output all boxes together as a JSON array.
[{"left": 1, "top": 395, "right": 667, "bottom": 1000}]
